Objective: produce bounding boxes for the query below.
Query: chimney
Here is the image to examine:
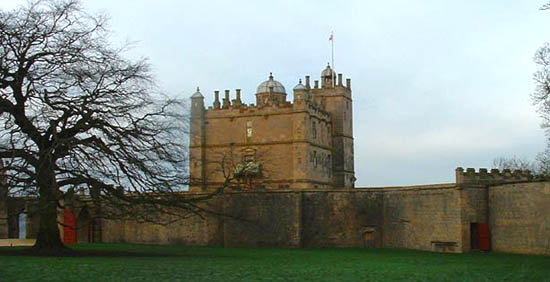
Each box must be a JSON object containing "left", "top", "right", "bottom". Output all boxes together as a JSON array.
[
  {"left": 223, "top": 90, "right": 231, "bottom": 108},
  {"left": 213, "top": 90, "right": 220, "bottom": 109},
  {"left": 236, "top": 89, "right": 241, "bottom": 102}
]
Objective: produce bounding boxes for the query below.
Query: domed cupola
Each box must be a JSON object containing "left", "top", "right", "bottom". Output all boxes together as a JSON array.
[
  {"left": 321, "top": 63, "right": 336, "bottom": 88},
  {"left": 293, "top": 79, "right": 309, "bottom": 102},
  {"left": 293, "top": 79, "right": 306, "bottom": 91},
  {"left": 256, "top": 73, "right": 286, "bottom": 94},
  {"left": 256, "top": 73, "right": 287, "bottom": 106}
]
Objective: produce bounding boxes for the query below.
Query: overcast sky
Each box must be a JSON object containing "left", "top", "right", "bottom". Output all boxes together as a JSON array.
[{"left": 3, "top": 0, "right": 550, "bottom": 186}]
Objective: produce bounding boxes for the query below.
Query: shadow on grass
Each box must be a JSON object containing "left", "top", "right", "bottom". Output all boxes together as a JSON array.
[{"left": 0, "top": 246, "right": 232, "bottom": 258}]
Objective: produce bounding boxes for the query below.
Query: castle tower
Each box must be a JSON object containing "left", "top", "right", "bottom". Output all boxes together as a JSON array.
[
  {"left": 312, "top": 64, "right": 355, "bottom": 187},
  {"left": 189, "top": 87, "right": 206, "bottom": 191},
  {"left": 188, "top": 65, "right": 354, "bottom": 191}
]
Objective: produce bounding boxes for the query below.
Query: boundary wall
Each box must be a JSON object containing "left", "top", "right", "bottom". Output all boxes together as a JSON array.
[{"left": 1, "top": 168, "right": 548, "bottom": 255}]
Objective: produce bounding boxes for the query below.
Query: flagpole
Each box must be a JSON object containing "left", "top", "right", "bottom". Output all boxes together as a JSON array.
[{"left": 331, "top": 31, "right": 335, "bottom": 88}]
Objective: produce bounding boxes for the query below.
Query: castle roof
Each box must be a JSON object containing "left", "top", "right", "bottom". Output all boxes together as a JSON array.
[
  {"left": 293, "top": 79, "right": 306, "bottom": 91},
  {"left": 191, "top": 87, "right": 203, "bottom": 98},
  {"left": 256, "top": 73, "right": 286, "bottom": 94},
  {"left": 321, "top": 63, "right": 335, "bottom": 78}
]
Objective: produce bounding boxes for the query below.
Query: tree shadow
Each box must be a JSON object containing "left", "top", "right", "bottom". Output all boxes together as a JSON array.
[{"left": 0, "top": 246, "right": 231, "bottom": 258}]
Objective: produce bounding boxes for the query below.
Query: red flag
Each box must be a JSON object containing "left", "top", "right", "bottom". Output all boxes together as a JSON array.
[{"left": 329, "top": 33, "right": 334, "bottom": 41}]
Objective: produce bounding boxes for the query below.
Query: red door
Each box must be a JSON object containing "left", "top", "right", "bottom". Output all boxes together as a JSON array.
[
  {"left": 478, "top": 223, "right": 490, "bottom": 251},
  {"left": 63, "top": 208, "right": 76, "bottom": 244}
]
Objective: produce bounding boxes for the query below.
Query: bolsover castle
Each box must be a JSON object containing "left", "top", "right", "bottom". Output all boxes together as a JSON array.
[
  {"left": 0, "top": 65, "right": 549, "bottom": 255},
  {"left": 189, "top": 64, "right": 355, "bottom": 191}
]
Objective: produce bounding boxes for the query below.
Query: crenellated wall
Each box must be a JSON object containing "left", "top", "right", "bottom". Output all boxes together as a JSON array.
[
  {"left": 5, "top": 168, "right": 549, "bottom": 255},
  {"left": 456, "top": 167, "right": 534, "bottom": 185}
]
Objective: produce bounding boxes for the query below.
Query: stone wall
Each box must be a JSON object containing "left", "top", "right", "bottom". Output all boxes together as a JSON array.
[
  {"left": 459, "top": 186, "right": 488, "bottom": 252},
  {"left": 0, "top": 191, "right": 7, "bottom": 239},
  {"left": 488, "top": 182, "right": 550, "bottom": 255},
  {"left": 100, "top": 196, "right": 224, "bottom": 246},
  {"left": 0, "top": 161, "right": 7, "bottom": 239},
  {"left": 301, "top": 190, "right": 383, "bottom": 247},
  {"left": 96, "top": 185, "right": 466, "bottom": 253},
  {"left": 381, "top": 184, "right": 462, "bottom": 253},
  {"left": 7, "top": 177, "right": 548, "bottom": 256},
  {"left": 212, "top": 186, "right": 460, "bottom": 251},
  {"left": 223, "top": 191, "right": 302, "bottom": 247},
  {"left": 6, "top": 198, "right": 40, "bottom": 239}
]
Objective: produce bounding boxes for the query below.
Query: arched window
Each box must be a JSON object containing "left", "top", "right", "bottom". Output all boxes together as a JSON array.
[{"left": 18, "top": 212, "right": 26, "bottom": 239}]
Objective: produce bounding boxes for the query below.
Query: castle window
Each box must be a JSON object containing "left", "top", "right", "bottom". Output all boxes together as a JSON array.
[
  {"left": 313, "top": 151, "right": 317, "bottom": 168},
  {"left": 246, "top": 121, "right": 253, "bottom": 137},
  {"left": 312, "top": 120, "right": 317, "bottom": 139}
]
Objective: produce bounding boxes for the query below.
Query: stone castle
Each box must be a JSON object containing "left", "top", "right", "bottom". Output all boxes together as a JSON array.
[
  {"left": 0, "top": 65, "right": 549, "bottom": 255},
  {"left": 189, "top": 64, "right": 354, "bottom": 191}
]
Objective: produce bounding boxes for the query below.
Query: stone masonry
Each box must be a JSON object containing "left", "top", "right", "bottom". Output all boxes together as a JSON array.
[{"left": 189, "top": 64, "right": 354, "bottom": 192}]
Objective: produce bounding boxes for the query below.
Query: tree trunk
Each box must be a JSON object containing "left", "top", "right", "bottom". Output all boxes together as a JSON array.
[
  {"left": 33, "top": 195, "right": 64, "bottom": 251},
  {"left": 32, "top": 157, "right": 66, "bottom": 253}
]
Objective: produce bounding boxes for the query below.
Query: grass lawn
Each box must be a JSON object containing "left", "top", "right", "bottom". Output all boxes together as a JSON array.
[{"left": 0, "top": 244, "right": 548, "bottom": 281}]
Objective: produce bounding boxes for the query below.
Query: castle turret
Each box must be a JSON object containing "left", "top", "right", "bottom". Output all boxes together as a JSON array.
[
  {"left": 293, "top": 79, "right": 308, "bottom": 102},
  {"left": 190, "top": 87, "right": 206, "bottom": 190},
  {"left": 321, "top": 63, "right": 336, "bottom": 88},
  {"left": 256, "top": 73, "right": 287, "bottom": 106}
]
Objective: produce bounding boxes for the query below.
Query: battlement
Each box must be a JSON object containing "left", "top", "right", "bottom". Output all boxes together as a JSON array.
[
  {"left": 455, "top": 167, "right": 534, "bottom": 185},
  {"left": 199, "top": 88, "right": 331, "bottom": 120},
  {"left": 204, "top": 89, "right": 293, "bottom": 111}
]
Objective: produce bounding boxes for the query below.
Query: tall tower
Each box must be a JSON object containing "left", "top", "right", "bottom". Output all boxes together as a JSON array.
[
  {"left": 312, "top": 64, "right": 355, "bottom": 187},
  {"left": 189, "top": 87, "right": 206, "bottom": 191}
]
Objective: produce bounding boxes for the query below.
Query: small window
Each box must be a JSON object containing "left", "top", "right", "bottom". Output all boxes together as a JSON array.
[
  {"left": 313, "top": 151, "right": 317, "bottom": 168},
  {"left": 246, "top": 121, "right": 253, "bottom": 137},
  {"left": 312, "top": 120, "right": 317, "bottom": 139}
]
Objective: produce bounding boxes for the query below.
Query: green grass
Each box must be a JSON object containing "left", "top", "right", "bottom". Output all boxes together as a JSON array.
[{"left": 0, "top": 244, "right": 548, "bottom": 281}]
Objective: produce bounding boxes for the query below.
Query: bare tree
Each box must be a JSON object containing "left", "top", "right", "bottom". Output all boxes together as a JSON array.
[
  {"left": 0, "top": 0, "right": 218, "bottom": 253},
  {"left": 496, "top": 3, "right": 550, "bottom": 178},
  {"left": 492, "top": 156, "right": 536, "bottom": 172},
  {"left": 207, "top": 147, "right": 272, "bottom": 191}
]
